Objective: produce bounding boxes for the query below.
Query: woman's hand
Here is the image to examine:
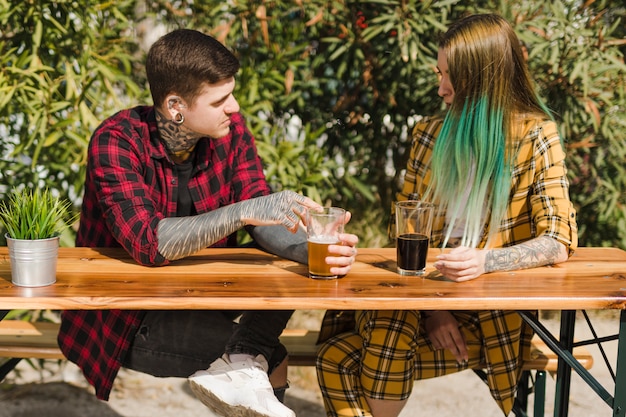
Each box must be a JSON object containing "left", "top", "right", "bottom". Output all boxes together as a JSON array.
[
  {"left": 423, "top": 311, "right": 468, "bottom": 364},
  {"left": 433, "top": 246, "right": 487, "bottom": 282},
  {"left": 434, "top": 237, "right": 568, "bottom": 282}
]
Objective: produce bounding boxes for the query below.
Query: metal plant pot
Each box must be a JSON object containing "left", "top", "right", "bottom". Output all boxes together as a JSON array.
[{"left": 6, "top": 235, "right": 59, "bottom": 287}]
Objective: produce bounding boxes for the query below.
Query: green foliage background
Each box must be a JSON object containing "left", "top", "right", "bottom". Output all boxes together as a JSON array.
[{"left": 1, "top": 0, "right": 625, "bottom": 249}]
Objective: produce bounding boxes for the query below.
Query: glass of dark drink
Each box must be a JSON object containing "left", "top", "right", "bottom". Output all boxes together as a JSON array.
[
  {"left": 306, "top": 207, "right": 345, "bottom": 279},
  {"left": 395, "top": 201, "right": 434, "bottom": 276}
]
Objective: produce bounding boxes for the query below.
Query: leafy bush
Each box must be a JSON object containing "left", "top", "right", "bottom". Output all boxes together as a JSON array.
[
  {"left": 0, "top": 0, "right": 147, "bottom": 214},
  {"left": 151, "top": 0, "right": 626, "bottom": 248},
  {"left": 519, "top": 2, "right": 626, "bottom": 249},
  {"left": 1, "top": 0, "right": 624, "bottom": 249}
]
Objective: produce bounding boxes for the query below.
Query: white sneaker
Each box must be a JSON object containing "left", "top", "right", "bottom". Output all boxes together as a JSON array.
[{"left": 188, "top": 354, "right": 295, "bottom": 417}]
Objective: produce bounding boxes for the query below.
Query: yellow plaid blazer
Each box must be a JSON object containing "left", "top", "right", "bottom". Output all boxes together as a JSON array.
[
  {"left": 319, "top": 115, "right": 578, "bottom": 414},
  {"left": 399, "top": 116, "right": 577, "bottom": 252}
]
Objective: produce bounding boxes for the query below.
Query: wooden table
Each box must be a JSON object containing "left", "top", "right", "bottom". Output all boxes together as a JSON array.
[{"left": 1, "top": 246, "right": 625, "bottom": 417}]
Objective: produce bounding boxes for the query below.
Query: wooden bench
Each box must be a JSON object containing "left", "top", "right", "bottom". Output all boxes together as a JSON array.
[
  {"left": 0, "top": 320, "right": 64, "bottom": 360},
  {"left": 0, "top": 320, "right": 593, "bottom": 417}
]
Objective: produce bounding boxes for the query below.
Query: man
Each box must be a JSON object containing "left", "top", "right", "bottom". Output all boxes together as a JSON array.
[{"left": 58, "top": 29, "right": 359, "bottom": 417}]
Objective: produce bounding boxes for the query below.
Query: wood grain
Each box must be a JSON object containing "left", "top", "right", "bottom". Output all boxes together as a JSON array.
[{"left": 0, "top": 247, "right": 625, "bottom": 311}]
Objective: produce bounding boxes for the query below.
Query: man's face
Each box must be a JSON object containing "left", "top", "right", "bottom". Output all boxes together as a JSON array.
[{"left": 183, "top": 77, "right": 241, "bottom": 139}]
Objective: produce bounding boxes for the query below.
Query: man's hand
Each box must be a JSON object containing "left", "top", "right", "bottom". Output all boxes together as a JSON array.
[
  {"left": 325, "top": 212, "right": 359, "bottom": 275},
  {"left": 239, "top": 191, "right": 321, "bottom": 233}
]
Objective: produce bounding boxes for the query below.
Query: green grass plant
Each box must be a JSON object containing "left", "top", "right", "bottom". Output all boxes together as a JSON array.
[{"left": 0, "top": 188, "right": 75, "bottom": 240}]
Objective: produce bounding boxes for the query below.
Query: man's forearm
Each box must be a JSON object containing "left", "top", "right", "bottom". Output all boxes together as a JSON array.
[
  {"left": 156, "top": 191, "right": 312, "bottom": 261},
  {"left": 484, "top": 236, "right": 567, "bottom": 273},
  {"left": 248, "top": 225, "right": 308, "bottom": 264},
  {"left": 157, "top": 205, "right": 243, "bottom": 260}
]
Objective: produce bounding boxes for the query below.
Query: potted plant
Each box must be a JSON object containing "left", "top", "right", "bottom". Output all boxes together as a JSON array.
[{"left": 0, "top": 187, "right": 75, "bottom": 287}]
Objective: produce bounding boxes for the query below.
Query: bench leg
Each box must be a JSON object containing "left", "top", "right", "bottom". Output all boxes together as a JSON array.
[
  {"left": 480, "top": 368, "right": 542, "bottom": 417},
  {"left": 513, "top": 370, "right": 530, "bottom": 417},
  {"left": 533, "top": 370, "right": 547, "bottom": 417},
  {"left": 0, "top": 358, "right": 23, "bottom": 382}
]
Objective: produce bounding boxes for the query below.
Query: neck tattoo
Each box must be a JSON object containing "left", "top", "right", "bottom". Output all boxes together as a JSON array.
[{"left": 156, "top": 110, "right": 202, "bottom": 162}]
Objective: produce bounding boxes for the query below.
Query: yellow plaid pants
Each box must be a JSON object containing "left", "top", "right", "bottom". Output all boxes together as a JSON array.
[{"left": 316, "top": 309, "right": 524, "bottom": 417}]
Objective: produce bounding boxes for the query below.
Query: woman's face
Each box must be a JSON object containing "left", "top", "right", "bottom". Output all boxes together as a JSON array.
[{"left": 437, "top": 49, "right": 454, "bottom": 107}]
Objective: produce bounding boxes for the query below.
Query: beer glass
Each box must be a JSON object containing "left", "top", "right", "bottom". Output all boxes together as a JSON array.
[
  {"left": 395, "top": 201, "right": 434, "bottom": 276},
  {"left": 306, "top": 207, "right": 345, "bottom": 279}
]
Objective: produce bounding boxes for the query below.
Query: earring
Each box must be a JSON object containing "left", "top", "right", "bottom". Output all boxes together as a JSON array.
[{"left": 173, "top": 112, "right": 184, "bottom": 125}]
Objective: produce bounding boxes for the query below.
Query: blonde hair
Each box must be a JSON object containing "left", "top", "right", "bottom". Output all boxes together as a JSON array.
[{"left": 425, "top": 14, "right": 554, "bottom": 248}]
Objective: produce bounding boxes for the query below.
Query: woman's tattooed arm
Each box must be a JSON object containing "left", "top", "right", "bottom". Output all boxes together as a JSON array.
[{"left": 484, "top": 236, "right": 568, "bottom": 273}]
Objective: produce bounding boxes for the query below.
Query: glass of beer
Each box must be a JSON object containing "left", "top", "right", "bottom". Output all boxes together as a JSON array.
[
  {"left": 306, "top": 207, "right": 345, "bottom": 279},
  {"left": 395, "top": 201, "right": 434, "bottom": 276}
]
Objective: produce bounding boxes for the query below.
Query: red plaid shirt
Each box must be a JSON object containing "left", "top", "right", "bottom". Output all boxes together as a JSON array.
[{"left": 58, "top": 106, "right": 271, "bottom": 400}]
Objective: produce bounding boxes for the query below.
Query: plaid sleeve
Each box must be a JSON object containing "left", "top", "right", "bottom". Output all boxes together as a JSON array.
[
  {"left": 85, "top": 112, "right": 166, "bottom": 265},
  {"left": 505, "top": 120, "right": 578, "bottom": 254},
  {"left": 530, "top": 121, "right": 578, "bottom": 253}
]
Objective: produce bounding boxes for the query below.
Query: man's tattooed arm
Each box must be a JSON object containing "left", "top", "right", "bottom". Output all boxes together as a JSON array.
[
  {"left": 157, "top": 191, "right": 316, "bottom": 261},
  {"left": 157, "top": 204, "right": 242, "bottom": 261},
  {"left": 248, "top": 225, "right": 309, "bottom": 264},
  {"left": 484, "top": 236, "right": 568, "bottom": 273}
]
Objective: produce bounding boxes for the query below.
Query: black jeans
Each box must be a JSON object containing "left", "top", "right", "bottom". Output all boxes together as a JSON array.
[{"left": 122, "top": 309, "right": 293, "bottom": 378}]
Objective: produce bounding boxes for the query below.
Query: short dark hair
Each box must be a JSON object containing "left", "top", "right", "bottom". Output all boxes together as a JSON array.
[{"left": 146, "top": 29, "right": 240, "bottom": 107}]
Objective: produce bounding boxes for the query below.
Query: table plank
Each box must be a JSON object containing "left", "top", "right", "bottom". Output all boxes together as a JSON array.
[{"left": 0, "top": 247, "right": 624, "bottom": 310}]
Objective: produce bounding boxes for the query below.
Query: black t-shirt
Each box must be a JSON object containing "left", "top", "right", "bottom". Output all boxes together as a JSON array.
[{"left": 175, "top": 158, "right": 195, "bottom": 217}]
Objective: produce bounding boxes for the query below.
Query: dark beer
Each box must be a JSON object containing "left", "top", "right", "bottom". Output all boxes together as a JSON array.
[{"left": 396, "top": 233, "right": 429, "bottom": 275}]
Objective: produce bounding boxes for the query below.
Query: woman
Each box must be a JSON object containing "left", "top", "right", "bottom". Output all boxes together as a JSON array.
[{"left": 316, "top": 13, "right": 577, "bottom": 417}]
